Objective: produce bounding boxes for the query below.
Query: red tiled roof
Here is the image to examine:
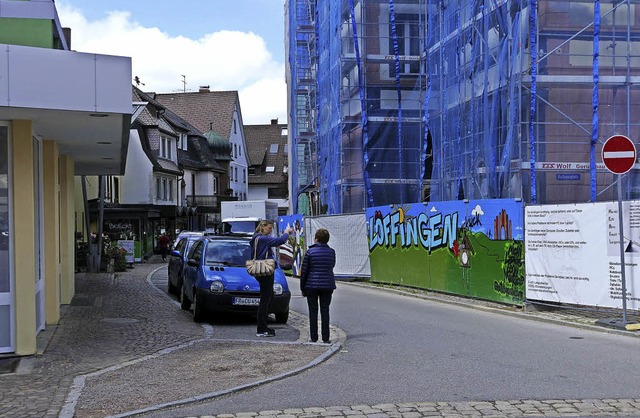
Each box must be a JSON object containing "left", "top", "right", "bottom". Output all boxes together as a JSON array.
[{"left": 155, "top": 90, "right": 239, "bottom": 138}]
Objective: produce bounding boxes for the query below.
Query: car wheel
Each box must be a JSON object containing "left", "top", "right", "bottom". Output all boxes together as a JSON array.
[
  {"left": 179, "top": 284, "right": 191, "bottom": 310},
  {"left": 275, "top": 310, "right": 289, "bottom": 324},
  {"left": 192, "top": 289, "right": 206, "bottom": 323}
]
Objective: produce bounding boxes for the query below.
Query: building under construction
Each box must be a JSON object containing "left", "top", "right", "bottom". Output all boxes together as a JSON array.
[{"left": 286, "top": 0, "right": 640, "bottom": 215}]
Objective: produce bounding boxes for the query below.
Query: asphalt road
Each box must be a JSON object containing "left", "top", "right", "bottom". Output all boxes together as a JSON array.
[{"left": 145, "top": 274, "right": 640, "bottom": 417}]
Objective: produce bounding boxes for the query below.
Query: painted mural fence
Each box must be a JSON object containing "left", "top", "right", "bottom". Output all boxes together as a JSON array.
[
  {"left": 525, "top": 201, "right": 640, "bottom": 310},
  {"left": 366, "top": 199, "right": 525, "bottom": 305}
]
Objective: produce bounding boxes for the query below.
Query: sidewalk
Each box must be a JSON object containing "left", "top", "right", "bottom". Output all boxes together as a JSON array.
[
  {"left": 0, "top": 260, "right": 341, "bottom": 418},
  {"left": 1, "top": 260, "right": 639, "bottom": 418}
]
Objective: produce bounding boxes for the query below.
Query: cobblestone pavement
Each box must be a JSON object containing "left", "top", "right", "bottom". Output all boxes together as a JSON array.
[{"left": 1, "top": 260, "right": 639, "bottom": 418}]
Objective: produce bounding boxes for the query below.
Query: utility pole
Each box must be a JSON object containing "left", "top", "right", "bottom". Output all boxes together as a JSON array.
[{"left": 181, "top": 75, "right": 186, "bottom": 92}]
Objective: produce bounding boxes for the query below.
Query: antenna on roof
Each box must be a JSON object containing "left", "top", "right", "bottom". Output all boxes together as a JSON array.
[
  {"left": 181, "top": 75, "right": 186, "bottom": 93},
  {"left": 134, "top": 76, "right": 145, "bottom": 86}
]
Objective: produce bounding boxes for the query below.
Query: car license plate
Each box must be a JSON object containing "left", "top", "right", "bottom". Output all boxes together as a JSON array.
[{"left": 232, "top": 297, "right": 260, "bottom": 306}]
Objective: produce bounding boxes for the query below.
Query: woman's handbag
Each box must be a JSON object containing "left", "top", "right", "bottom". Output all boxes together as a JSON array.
[{"left": 246, "top": 237, "right": 276, "bottom": 277}]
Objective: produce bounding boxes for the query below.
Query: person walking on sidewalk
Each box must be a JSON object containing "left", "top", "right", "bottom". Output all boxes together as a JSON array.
[
  {"left": 250, "top": 220, "right": 294, "bottom": 337},
  {"left": 159, "top": 233, "right": 170, "bottom": 261},
  {"left": 300, "top": 228, "right": 336, "bottom": 343}
]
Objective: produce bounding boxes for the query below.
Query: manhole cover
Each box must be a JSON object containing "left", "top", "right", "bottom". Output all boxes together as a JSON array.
[
  {"left": 0, "top": 358, "right": 20, "bottom": 375},
  {"left": 100, "top": 318, "right": 140, "bottom": 325}
]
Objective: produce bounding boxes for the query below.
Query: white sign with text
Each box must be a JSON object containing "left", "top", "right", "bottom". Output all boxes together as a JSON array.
[{"left": 525, "top": 202, "right": 640, "bottom": 309}]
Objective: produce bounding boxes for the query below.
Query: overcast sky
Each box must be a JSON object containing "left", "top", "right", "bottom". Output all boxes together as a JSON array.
[{"left": 56, "top": 0, "right": 288, "bottom": 125}]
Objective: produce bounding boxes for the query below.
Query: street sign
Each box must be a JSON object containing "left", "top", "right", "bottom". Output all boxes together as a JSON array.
[{"left": 602, "top": 135, "right": 636, "bottom": 174}]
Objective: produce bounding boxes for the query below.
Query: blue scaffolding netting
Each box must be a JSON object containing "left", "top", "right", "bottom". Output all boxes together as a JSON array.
[{"left": 288, "top": 0, "right": 640, "bottom": 214}]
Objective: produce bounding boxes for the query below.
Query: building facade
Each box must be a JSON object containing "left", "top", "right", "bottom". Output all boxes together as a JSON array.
[
  {"left": 0, "top": 0, "right": 131, "bottom": 355},
  {"left": 245, "top": 120, "right": 290, "bottom": 215},
  {"left": 286, "top": 0, "right": 640, "bottom": 214}
]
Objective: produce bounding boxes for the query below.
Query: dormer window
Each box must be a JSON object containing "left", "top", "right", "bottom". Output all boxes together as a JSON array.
[
  {"left": 266, "top": 166, "right": 275, "bottom": 173},
  {"left": 160, "top": 134, "right": 174, "bottom": 160},
  {"left": 178, "top": 133, "right": 188, "bottom": 151},
  {"left": 269, "top": 144, "right": 279, "bottom": 154}
]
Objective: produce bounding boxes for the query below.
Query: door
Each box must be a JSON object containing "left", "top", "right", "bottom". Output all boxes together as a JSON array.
[{"left": 0, "top": 124, "right": 13, "bottom": 352}]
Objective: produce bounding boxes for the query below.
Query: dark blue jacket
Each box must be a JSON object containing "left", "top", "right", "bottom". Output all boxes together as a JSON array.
[
  {"left": 250, "top": 233, "right": 289, "bottom": 260},
  {"left": 300, "top": 243, "right": 336, "bottom": 290}
]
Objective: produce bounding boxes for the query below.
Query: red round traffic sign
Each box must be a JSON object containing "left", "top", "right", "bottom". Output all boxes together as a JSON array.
[{"left": 602, "top": 135, "right": 637, "bottom": 174}]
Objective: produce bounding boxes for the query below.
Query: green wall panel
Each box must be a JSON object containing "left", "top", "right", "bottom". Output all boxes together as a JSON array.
[{"left": 0, "top": 18, "right": 53, "bottom": 48}]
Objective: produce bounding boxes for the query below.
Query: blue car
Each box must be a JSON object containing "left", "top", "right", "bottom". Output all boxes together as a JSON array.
[
  {"left": 179, "top": 236, "right": 291, "bottom": 323},
  {"left": 167, "top": 232, "right": 203, "bottom": 296}
]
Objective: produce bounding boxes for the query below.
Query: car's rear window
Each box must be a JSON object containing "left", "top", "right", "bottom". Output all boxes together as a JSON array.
[{"left": 205, "top": 240, "right": 251, "bottom": 267}]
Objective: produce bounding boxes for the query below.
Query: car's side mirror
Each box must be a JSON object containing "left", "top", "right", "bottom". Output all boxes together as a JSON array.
[
  {"left": 280, "top": 263, "right": 293, "bottom": 271},
  {"left": 171, "top": 250, "right": 181, "bottom": 258},
  {"left": 187, "top": 258, "right": 199, "bottom": 267}
]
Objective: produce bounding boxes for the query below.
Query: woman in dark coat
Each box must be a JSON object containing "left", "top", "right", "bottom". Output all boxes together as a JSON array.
[
  {"left": 250, "top": 220, "right": 293, "bottom": 337},
  {"left": 300, "top": 228, "right": 336, "bottom": 343}
]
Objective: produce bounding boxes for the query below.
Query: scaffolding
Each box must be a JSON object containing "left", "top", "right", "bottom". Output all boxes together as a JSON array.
[
  {"left": 288, "top": 0, "right": 318, "bottom": 215},
  {"left": 287, "top": 0, "right": 640, "bottom": 214}
]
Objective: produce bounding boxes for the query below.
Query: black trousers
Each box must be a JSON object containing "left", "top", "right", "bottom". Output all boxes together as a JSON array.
[
  {"left": 256, "top": 275, "right": 274, "bottom": 332},
  {"left": 306, "top": 289, "right": 333, "bottom": 342}
]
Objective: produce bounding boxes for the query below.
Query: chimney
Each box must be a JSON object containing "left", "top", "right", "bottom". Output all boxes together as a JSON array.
[
  {"left": 62, "top": 28, "right": 71, "bottom": 49},
  {"left": 199, "top": 85, "right": 210, "bottom": 93},
  {"left": 271, "top": 118, "right": 278, "bottom": 125}
]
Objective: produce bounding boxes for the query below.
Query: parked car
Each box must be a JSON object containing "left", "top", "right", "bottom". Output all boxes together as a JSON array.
[
  {"left": 167, "top": 231, "right": 203, "bottom": 295},
  {"left": 179, "top": 236, "right": 292, "bottom": 323}
]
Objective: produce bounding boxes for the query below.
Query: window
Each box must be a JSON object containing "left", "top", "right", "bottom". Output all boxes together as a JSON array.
[
  {"left": 213, "top": 177, "right": 219, "bottom": 194},
  {"left": 160, "top": 134, "right": 174, "bottom": 159},
  {"left": 189, "top": 241, "right": 204, "bottom": 263},
  {"left": 176, "top": 238, "right": 187, "bottom": 256},
  {"left": 180, "top": 133, "right": 188, "bottom": 151},
  {"left": 388, "top": 13, "right": 421, "bottom": 76},
  {"left": 233, "top": 119, "right": 237, "bottom": 134},
  {"left": 156, "top": 178, "right": 161, "bottom": 200},
  {"left": 234, "top": 144, "right": 238, "bottom": 158},
  {"left": 234, "top": 167, "right": 238, "bottom": 181},
  {"left": 230, "top": 165, "right": 233, "bottom": 180},
  {"left": 242, "top": 169, "right": 246, "bottom": 182},
  {"left": 239, "top": 145, "right": 241, "bottom": 156},
  {"left": 169, "top": 179, "right": 173, "bottom": 201},
  {"left": 270, "top": 144, "right": 279, "bottom": 154},
  {"left": 162, "top": 178, "right": 167, "bottom": 200},
  {"left": 114, "top": 177, "right": 120, "bottom": 203},
  {"left": 266, "top": 166, "right": 275, "bottom": 173}
]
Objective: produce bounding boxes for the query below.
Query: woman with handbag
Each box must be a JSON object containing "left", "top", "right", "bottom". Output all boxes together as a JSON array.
[{"left": 250, "top": 220, "right": 293, "bottom": 337}]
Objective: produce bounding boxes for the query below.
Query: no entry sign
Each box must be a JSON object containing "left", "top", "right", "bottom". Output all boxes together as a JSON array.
[{"left": 602, "top": 135, "right": 637, "bottom": 175}]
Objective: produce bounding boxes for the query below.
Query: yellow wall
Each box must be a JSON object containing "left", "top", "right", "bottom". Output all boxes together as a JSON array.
[
  {"left": 59, "top": 155, "right": 75, "bottom": 304},
  {"left": 42, "top": 141, "right": 60, "bottom": 325},
  {"left": 11, "top": 121, "right": 36, "bottom": 355}
]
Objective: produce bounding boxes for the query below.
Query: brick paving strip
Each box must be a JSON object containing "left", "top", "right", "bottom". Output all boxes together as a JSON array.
[{"left": 186, "top": 399, "right": 640, "bottom": 417}]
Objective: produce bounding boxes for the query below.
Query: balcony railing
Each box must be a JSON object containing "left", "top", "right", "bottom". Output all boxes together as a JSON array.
[{"left": 186, "top": 195, "right": 237, "bottom": 208}]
